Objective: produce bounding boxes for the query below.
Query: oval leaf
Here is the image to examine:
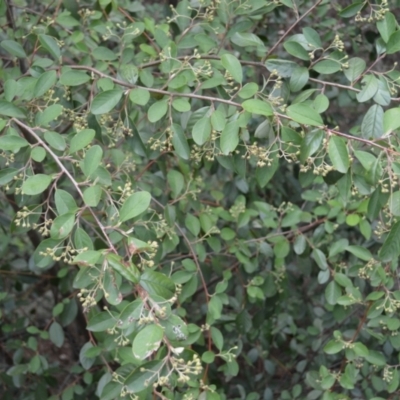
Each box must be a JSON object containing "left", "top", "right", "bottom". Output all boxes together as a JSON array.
[{"left": 119, "top": 191, "right": 151, "bottom": 222}]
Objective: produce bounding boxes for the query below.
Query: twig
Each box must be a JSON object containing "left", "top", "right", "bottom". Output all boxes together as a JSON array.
[
  {"left": 262, "top": 0, "right": 323, "bottom": 62},
  {"left": 69, "top": 65, "right": 241, "bottom": 108},
  {"left": 12, "top": 119, "right": 117, "bottom": 253}
]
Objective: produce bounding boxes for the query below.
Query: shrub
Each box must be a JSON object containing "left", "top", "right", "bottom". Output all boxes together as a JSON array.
[{"left": 1, "top": 0, "right": 400, "bottom": 399}]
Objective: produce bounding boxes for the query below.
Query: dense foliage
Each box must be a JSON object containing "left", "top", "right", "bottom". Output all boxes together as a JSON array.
[{"left": 2, "top": 0, "right": 400, "bottom": 399}]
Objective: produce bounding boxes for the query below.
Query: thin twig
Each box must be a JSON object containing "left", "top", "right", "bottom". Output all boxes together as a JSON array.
[
  {"left": 12, "top": 119, "right": 117, "bottom": 253},
  {"left": 69, "top": 65, "right": 241, "bottom": 108},
  {"left": 262, "top": 0, "right": 323, "bottom": 62}
]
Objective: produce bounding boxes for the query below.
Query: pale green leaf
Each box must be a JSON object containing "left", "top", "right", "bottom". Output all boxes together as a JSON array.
[
  {"left": 356, "top": 75, "right": 379, "bottom": 102},
  {"left": 147, "top": 100, "right": 168, "bottom": 123},
  {"left": 221, "top": 53, "right": 242, "bottom": 83},
  {"left": 361, "top": 105, "right": 383, "bottom": 139},
  {"left": 1, "top": 40, "right": 26, "bottom": 58},
  {"left": 220, "top": 120, "right": 239, "bottom": 155},
  {"left": 287, "top": 103, "right": 323, "bottom": 126},
  {"left": 82, "top": 145, "right": 103, "bottom": 177},
  {"left": 192, "top": 116, "right": 211, "bottom": 145},
  {"left": 91, "top": 89, "right": 123, "bottom": 115},
  {"left": 22, "top": 174, "right": 52, "bottom": 195},
  {"left": 242, "top": 99, "right": 273, "bottom": 116},
  {"left": 328, "top": 136, "right": 349, "bottom": 173},
  {"left": 379, "top": 221, "right": 400, "bottom": 262},
  {"left": 129, "top": 88, "right": 150, "bottom": 106},
  {"left": 119, "top": 191, "right": 151, "bottom": 222}
]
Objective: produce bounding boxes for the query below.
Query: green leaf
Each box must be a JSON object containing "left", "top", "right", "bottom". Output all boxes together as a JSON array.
[
  {"left": 124, "top": 360, "right": 164, "bottom": 393},
  {"left": 202, "top": 351, "right": 215, "bottom": 364},
  {"left": 49, "top": 322, "right": 64, "bottom": 348},
  {"left": 1, "top": 40, "right": 26, "bottom": 58},
  {"left": 82, "top": 145, "right": 103, "bottom": 178},
  {"left": 368, "top": 185, "right": 388, "bottom": 220},
  {"left": 290, "top": 67, "right": 309, "bottom": 92},
  {"left": 211, "top": 326, "right": 224, "bottom": 350},
  {"left": 354, "top": 150, "right": 377, "bottom": 171},
  {"left": 324, "top": 339, "right": 344, "bottom": 354},
  {"left": 312, "top": 60, "right": 341, "bottom": 74},
  {"left": 383, "top": 108, "right": 400, "bottom": 134},
  {"left": 328, "top": 136, "right": 349, "bottom": 173},
  {"left": 231, "top": 32, "right": 265, "bottom": 48},
  {"left": 346, "top": 245, "right": 372, "bottom": 261},
  {"left": 353, "top": 342, "right": 369, "bottom": 357},
  {"left": 334, "top": 273, "right": 352, "bottom": 288},
  {"left": 283, "top": 40, "right": 310, "bottom": 61},
  {"left": 0, "top": 135, "right": 29, "bottom": 151},
  {"left": 22, "top": 174, "right": 52, "bottom": 195},
  {"left": 366, "top": 350, "right": 387, "bottom": 366},
  {"left": 377, "top": 12, "right": 396, "bottom": 43},
  {"left": 325, "top": 281, "right": 341, "bottom": 305},
  {"left": 192, "top": 116, "right": 211, "bottom": 145},
  {"left": 312, "top": 248, "right": 328, "bottom": 270},
  {"left": 379, "top": 221, "right": 400, "bottom": 262},
  {"left": 50, "top": 212, "right": 75, "bottom": 239},
  {"left": 220, "top": 120, "right": 239, "bottom": 155},
  {"left": 221, "top": 53, "right": 242, "bottom": 83},
  {"left": 265, "top": 59, "right": 298, "bottom": 78},
  {"left": 0, "top": 100, "right": 26, "bottom": 118},
  {"left": 87, "top": 311, "right": 117, "bottom": 332},
  {"left": 44, "top": 131, "right": 66, "bottom": 151},
  {"left": 167, "top": 169, "right": 184, "bottom": 198},
  {"left": 34, "top": 70, "right": 57, "bottom": 98},
  {"left": 287, "top": 103, "right": 323, "bottom": 126},
  {"left": 69, "top": 129, "right": 95, "bottom": 154},
  {"left": 238, "top": 82, "right": 259, "bottom": 99},
  {"left": 148, "top": 99, "right": 168, "bottom": 123},
  {"left": 208, "top": 295, "right": 223, "bottom": 321},
  {"left": 389, "top": 191, "right": 400, "bottom": 217},
  {"left": 0, "top": 168, "right": 18, "bottom": 186},
  {"left": 211, "top": 109, "right": 226, "bottom": 131},
  {"left": 356, "top": 75, "right": 379, "bottom": 102},
  {"left": 344, "top": 57, "right": 366, "bottom": 82},
  {"left": 35, "top": 104, "right": 63, "bottom": 126},
  {"left": 93, "top": 46, "right": 118, "bottom": 61},
  {"left": 171, "top": 123, "right": 190, "bottom": 160},
  {"left": 79, "top": 342, "right": 95, "bottom": 370},
  {"left": 256, "top": 145, "right": 279, "bottom": 187},
  {"left": 387, "top": 31, "right": 400, "bottom": 54},
  {"left": 300, "top": 129, "right": 324, "bottom": 163},
  {"left": 38, "top": 34, "right": 61, "bottom": 59},
  {"left": 303, "top": 27, "right": 322, "bottom": 48},
  {"left": 171, "top": 98, "right": 190, "bottom": 112},
  {"left": 185, "top": 214, "right": 200, "bottom": 236},
  {"left": 60, "top": 70, "right": 91, "bottom": 86},
  {"left": 91, "top": 89, "right": 123, "bottom": 115},
  {"left": 373, "top": 78, "right": 391, "bottom": 106},
  {"left": 129, "top": 88, "right": 150, "bottom": 106},
  {"left": 313, "top": 94, "right": 329, "bottom": 113},
  {"left": 106, "top": 253, "right": 140, "bottom": 284},
  {"left": 73, "top": 250, "right": 101, "bottom": 266},
  {"left": 119, "top": 191, "right": 151, "bottom": 223},
  {"left": 83, "top": 185, "right": 102, "bottom": 207},
  {"left": 242, "top": 99, "right": 273, "bottom": 116},
  {"left": 339, "top": 2, "right": 364, "bottom": 18},
  {"left": 55, "top": 189, "right": 77, "bottom": 214},
  {"left": 140, "top": 270, "right": 175, "bottom": 300},
  {"left": 361, "top": 105, "right": 383, "bottom": 139},
  {"left": 132, "top": 324, "right": 164, "bottom": 360}
]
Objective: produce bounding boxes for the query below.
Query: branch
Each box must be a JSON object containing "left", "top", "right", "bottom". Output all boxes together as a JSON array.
[
  {"left": 262, "top": 0, "right": 323, "bottom": 62},
  {"left": 12, "top": 119, "right": 117, "bottom": 253},
  {"left": 69, "top": 65, "right": 241, "bottom": 108}
]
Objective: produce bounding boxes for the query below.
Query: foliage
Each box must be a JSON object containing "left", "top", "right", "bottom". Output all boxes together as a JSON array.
[{"left": 2, "top": 0, "right": 400, "bottom": 399}]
